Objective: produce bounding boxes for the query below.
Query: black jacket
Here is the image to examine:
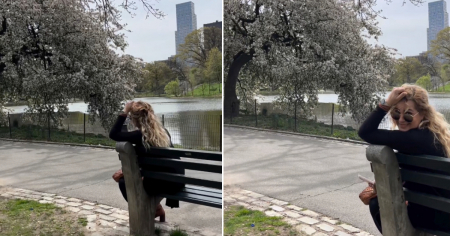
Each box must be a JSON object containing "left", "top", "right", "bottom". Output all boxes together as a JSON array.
[{"left": 109, "top": 114, "right": 185, "bottom": 208}]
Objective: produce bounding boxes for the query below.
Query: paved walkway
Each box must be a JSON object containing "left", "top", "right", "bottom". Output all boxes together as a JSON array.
[
  {"left": 225, "top": 187, "right": 374, "bottom": 236},
  {"left": 224, "top": 127, "right": 381, "bottom": 236},
  {"left": 0, "top": 140, "right": 221, "bottom": 236}
]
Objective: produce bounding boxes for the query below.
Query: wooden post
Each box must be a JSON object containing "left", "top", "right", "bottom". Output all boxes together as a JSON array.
[
  {"left": 366, "top": 145, "right": 430, "bottom": 236},
  {"left": 116, "top": 142, "right": 157, "bottom": 236},
  {"left": 162, "top": 115, "right": 165, "bottom": 126},
  {"left": 331, "top": 103, "right": 334, "bottom": 135}
]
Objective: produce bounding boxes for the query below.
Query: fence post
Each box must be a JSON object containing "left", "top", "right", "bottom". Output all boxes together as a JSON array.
[
  {"left": 294, "top": 102, "right": 297, "bottom": 132},
  {"left": 331, "top": 103, "right": 335, "bottom": 135},
  {"left": 8, "top": 112, "right": 11, "bottom": 139},
  {"left": 255, "top": 99, "right": 257, "bottom": 127},
  {"left": 47, "top": 112, "right": 51, "bottom": 141},
  {"left": 83, "top": 113, "right": 86, "bottom": 142},
  {"left": 162, "top": 114, "right": 165, "bottom": 126},
  {"left": 220, "top": 115, "right": 222, "bottom": 152}
]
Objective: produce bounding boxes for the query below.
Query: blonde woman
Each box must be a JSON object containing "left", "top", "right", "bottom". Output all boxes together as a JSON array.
[
  {"left": 109, "top": 101, "right": 185, "bottom": 222},
  {"left": 358, "top": 84, "right": 450, "bottom": 234}
]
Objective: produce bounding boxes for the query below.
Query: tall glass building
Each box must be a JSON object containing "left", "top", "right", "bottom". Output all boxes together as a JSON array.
[
  {"left": 175, "top": 1, "right": 197, "bottom": 54},
  {"left": 427, "top": 0, "right": 449, "bottom": 50}
]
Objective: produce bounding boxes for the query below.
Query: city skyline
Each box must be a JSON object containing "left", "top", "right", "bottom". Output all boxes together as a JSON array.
[
  {"left": 372, "top": 0, "right": 447, "bottom": 58},
  {"left": 427, "top": 0, "right": 448, "bottom": 50},
  {"left": 175, "top": 2, "right": 197, "bottom": 54},
  {"left": 115, "top": 0, "right": 221, "bottom": 63}
]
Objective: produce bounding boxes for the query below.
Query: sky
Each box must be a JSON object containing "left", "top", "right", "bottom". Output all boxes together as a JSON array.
[
  {"left": 116, "top": 0, "right": 222, "bottom": 63},
  {"left": 116, "top": 0, "right": 435, "bottom": 61},
  {"left": 373, "top": 0, "right": 440, "bottom": 58}
]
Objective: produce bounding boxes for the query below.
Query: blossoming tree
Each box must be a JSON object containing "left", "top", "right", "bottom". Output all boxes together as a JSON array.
[
  {"left": 224, "top": 0, "right": 423, "bottom": 121},
  {"left": 0, "top": 0, "right": 162, "bottom": 128}
]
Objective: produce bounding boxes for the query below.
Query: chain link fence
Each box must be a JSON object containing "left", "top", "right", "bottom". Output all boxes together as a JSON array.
[
  {"left": 0, "top": 112, "right": 222, "bottom": 151},
  {"left": 224, "top": 100, "right": 450, "bottom": 141}
]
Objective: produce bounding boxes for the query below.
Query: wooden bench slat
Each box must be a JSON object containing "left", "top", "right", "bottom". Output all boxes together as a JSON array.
[
  {"left": 397, "top": 153, "right": 450, "bottom": 174},
  {"left": 401, "top": 169, "right": 450, "bottom": 191},
  {"left": 142, "top": 171, "right": 222, "bottom": 189},
  {"left": 158, "top": 192, "right": 222, "bottom": 209},
  {"left": 143, "top": 147, "right": 222, "bottom": 161},
  {"left": 183, "top": 186, "right": 222, "bottom": 199},
  {"left": 404, "top": 189, "right": 450, "bottom": 214},
  {"left": 140, "top": 158, "right": 222, "bottom": 173}
]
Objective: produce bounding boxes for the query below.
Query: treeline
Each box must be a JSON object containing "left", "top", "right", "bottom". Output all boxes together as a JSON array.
[
  {"left": 391, "top": 27, "right": 450, "bottom": 92},
  {"left": 136, "top": 27, "right": 222, "bottom": 97}
]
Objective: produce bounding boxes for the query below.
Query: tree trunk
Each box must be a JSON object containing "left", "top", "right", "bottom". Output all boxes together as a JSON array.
[{"left": 224, "top": 52, "right": 253, "bottom": 118}]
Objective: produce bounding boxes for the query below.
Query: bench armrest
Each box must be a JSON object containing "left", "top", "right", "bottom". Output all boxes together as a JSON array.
[{"left": 366, "top": 145, "right": 430, "bottom": 236}]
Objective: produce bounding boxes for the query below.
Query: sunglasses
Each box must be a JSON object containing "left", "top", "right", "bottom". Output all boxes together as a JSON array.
[{"left": 390, "top": 110, "right": 419, "bottom": 123}]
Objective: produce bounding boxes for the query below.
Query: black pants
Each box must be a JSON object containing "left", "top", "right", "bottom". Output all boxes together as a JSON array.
[
  {"left": 118, "top": 177, "right": 182, "bottom": 208},
  {"left": 369, "top": 197, "right": 450, "bottom": 234},
  {"left": 118, "top": 178, "right": 128, "bottom": 202}
]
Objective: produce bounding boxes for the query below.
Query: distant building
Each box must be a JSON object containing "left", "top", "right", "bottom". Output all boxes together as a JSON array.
[
  {"left": 175, "top": 2, "right": 197, "bottom": 54},
  {"left": 427, "top": 0, "right": 449, "bottom": 50},
  {"left": 203, "top": 20, "right": 222, "bottom": 29}
]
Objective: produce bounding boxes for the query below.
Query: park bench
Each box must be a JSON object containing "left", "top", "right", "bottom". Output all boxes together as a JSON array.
[
  {"left": 115, "top": 141, "right": 222, "bottom": 236},
  {"left": 366, "top": 145, "right": 450, "bottom": 236}
]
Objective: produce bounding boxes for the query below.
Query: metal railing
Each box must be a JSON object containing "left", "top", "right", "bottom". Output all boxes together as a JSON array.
[
  {"left": 0, "top": 112, "right": 222, "bottom": 151},
  {"left": 225, "top": 100, "right": 450, "bottom": 141}
]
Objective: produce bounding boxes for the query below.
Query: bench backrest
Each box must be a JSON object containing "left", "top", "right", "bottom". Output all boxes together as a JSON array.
[
  {"left": 138, "top": 147, "right": 222, "bottom": 190},
  {"left": 396, "top": 153, "right": 450, "bottom": 216}
]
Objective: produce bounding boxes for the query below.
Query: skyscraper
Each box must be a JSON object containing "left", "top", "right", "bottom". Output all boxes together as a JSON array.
[
  {"left": 427, "top": 0, "right": 449, "bottom": 50},
  {"left": 175, "top": 1, "right": 197, "bottom": 54}
]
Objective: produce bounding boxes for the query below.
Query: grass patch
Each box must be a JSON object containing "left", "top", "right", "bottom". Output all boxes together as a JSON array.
[
  {"left": 188, "top": 83, "right": 222, "bottom": 97},
  {"left": 225, "top": 114, "right": 361, "bottom": 141},
  {"left": 78, "top": 217, "right": 88, "bottom": 227},
  {"left": 434, "top": 83, "right": 450, "bottom": 93},
  {"left": 169, "top": 228, "right": 189, "bottom": 236},
  {"left": 0, "top": 125, "right": 218, "bottom": 151},
  {"left": 0, "top": 125, "right": 115, "bottom": 147},
  {"left": 224, "top": 205, "right": 298, "bottom": 236},
  {"left": 0, "top": 197, "right": 87, "bottom": 236}
]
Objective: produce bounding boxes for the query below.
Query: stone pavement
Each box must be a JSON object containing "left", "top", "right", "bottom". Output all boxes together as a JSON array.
[
  {"left": 0, "top": 186, "right": 219, "bottom": 236},
  {"left": 225, "top": 187, "right": 375, "bottom": 236}
]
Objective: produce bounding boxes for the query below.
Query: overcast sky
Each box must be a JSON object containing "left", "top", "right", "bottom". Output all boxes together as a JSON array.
[
  {"left": 117, "top": 0, "right": 222, "bottom": 63},
  {"left": 373, "top": 0, "right": 440, "bottom": 58}
]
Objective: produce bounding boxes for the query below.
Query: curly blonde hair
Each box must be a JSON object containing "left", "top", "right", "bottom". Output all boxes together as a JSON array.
[
  {"left": 389, "top": 84, "right": 450, "bottom": 157},
  {"left": 128, "top": 101, "right": 170, "bottom": 149}
]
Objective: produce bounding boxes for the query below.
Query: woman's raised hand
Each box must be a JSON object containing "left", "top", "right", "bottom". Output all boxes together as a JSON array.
[
  {"left": 123, "top": 101, "right": 134, "bottom": 113},
  {"left": 386, "top": 87, "right": 407, "bottom": 107}
]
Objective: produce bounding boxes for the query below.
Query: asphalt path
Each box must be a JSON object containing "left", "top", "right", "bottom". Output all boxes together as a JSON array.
[
  {"left": 0, "top": 140, "right": 221, "bottom": 235},
  {"left": 224, "top": 127, "right": 381, "bottom": 236}
]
